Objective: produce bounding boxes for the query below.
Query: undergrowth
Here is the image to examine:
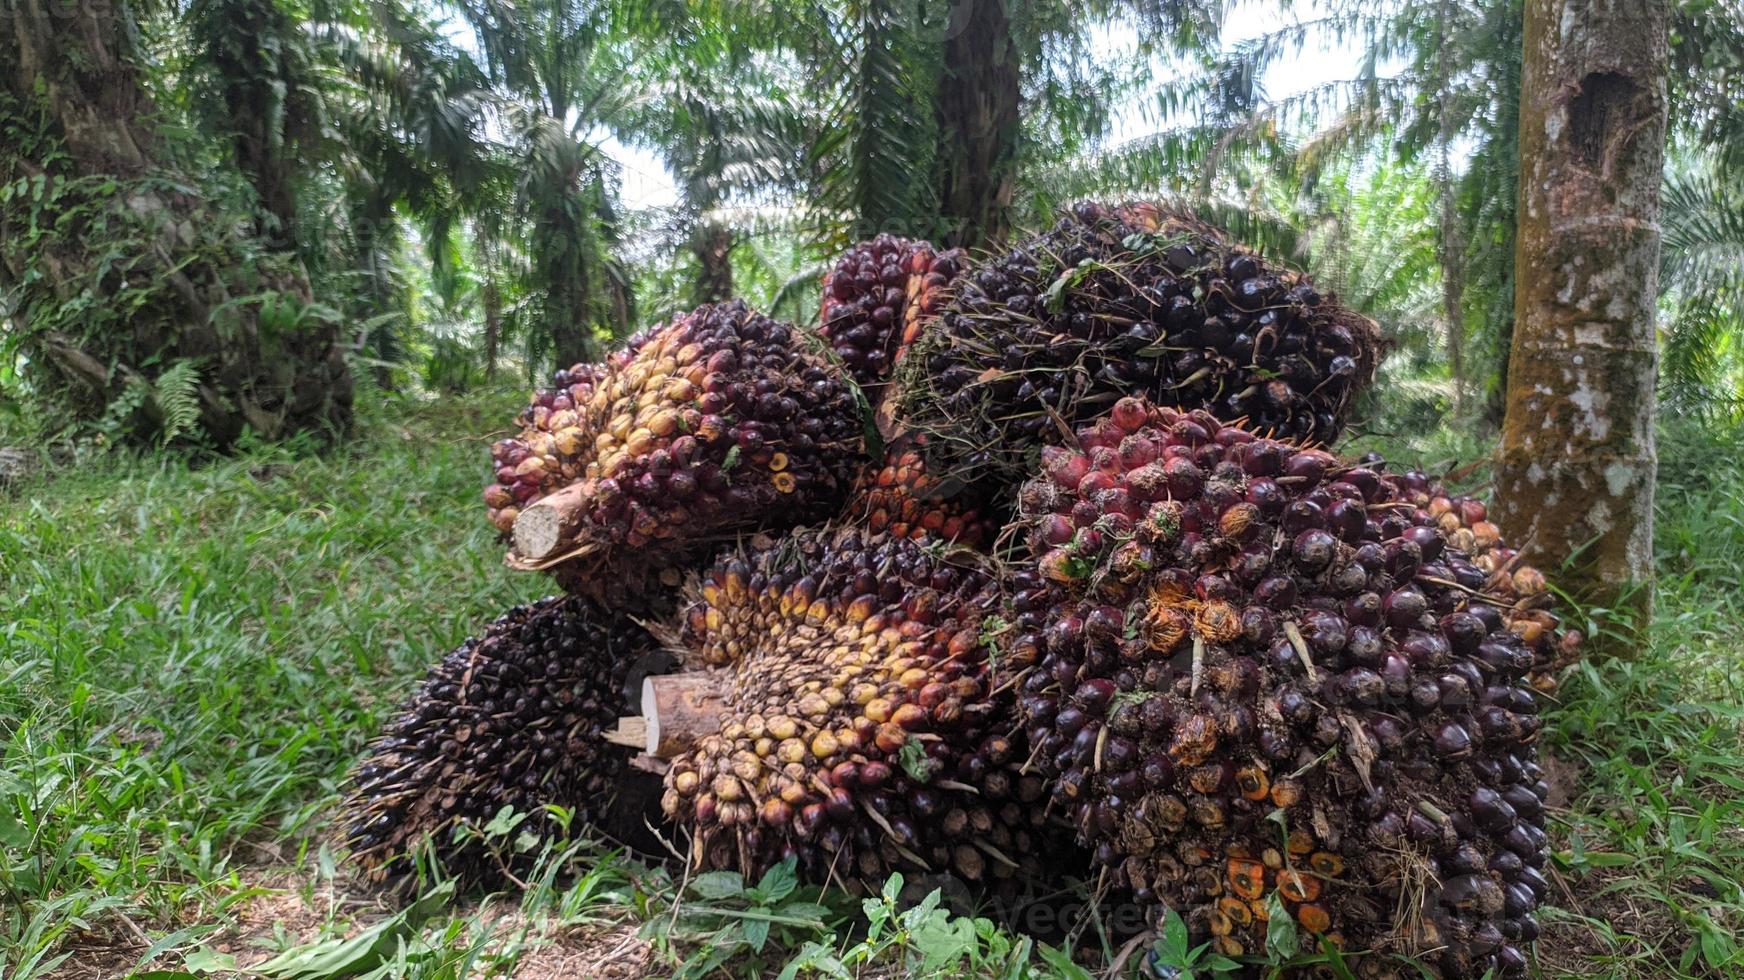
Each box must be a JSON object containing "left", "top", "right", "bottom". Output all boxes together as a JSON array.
[{"left": 2, "top": 393, "right": 1741, "bottom": 979}]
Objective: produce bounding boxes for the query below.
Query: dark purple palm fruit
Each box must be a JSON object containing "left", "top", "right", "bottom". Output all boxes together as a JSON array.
[
  {"left": 663, "top": 527, "right": 1079, "bottom": 893},
  {"left": 1015, "top": 397, "right": 1548, "bottom": 978},
  {"left": 1370, "top": 464, "right": 1583, "bottom": 693},
  {"left": 819, "top": 236, "right": 965, "bottom": 388},
  {"left": 893, "top": 201, "right": 1383, "bottom": 489},
  {"left": 495, "top": 302, "right": 865, "bottom": 607},
  {"left": 341, "top": 596, "right": 658, "bottom": 885}
]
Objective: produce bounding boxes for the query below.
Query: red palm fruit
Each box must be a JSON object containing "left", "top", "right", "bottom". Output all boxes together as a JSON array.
[
  {"left": 1014, "top": 399, "right": 1549, "bottom": 979},
  {"left": 665, "top": 527, "right": 1081, "bottom": 891},
  {"left": 841, "top": 436, "right": 998, "bottom": 550},
  {"left": 488, "top": 302, "right": 865, "bottom": 608}
]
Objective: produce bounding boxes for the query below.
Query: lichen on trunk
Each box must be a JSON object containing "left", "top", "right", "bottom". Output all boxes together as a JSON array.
[{"left": 1496, "top": 0, "right": 1668, "bottom": 652}]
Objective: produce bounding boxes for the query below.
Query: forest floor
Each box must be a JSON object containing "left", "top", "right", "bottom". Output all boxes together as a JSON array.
[{"left": 3, "top": 390, "right": 1743, "bottom": 980}]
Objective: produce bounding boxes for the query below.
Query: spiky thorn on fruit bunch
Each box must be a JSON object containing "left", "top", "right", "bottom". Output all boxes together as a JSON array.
[
  {"left": 841, "top": 436, "right": 1000, "bottom": 551},
  {"left": 895, "top": 202, "right": 1383, "bottom": 488},
  {"left": 660, "top": 526, "right": 1077, "bottom": 894},
  {"left": 341, "top": 596, "right": 657, "bottom": 885},
  {"left": 1015, "top": 397, "right": 1550, "bottom": 978},
  {"left": 819, "top": 235, "right": 965, "bottom": 388},
  {"left": 488, "top": 301, "right": 866, "bottom": 606}
]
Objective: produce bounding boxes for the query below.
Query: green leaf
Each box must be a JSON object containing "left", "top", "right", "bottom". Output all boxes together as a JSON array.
[
  {"left": 1034, "top": 942, "right": 1095, "bottom": 980},
  {"left": 0, "top": 806, "right": 31, "bottom": 849},
  {"left": 1160, "top": 907, "right": 1191, "bottom": 960},
  {"left": 742, "top": 915, "right": 771, "bottom": 952},
  {"left": 754, "top": 857, "right": 799, "bottom": 903},
  {"left": 688, "top": 870, "right": 747, "bottom": 901},
  {"left": 907, "top": 901, "right": 973, "bottom": 974},
  {"left": 898, "top": 735, "right": 938, "bottom": 782},
  {"left": 775, "top": 941, "right": 853, "bottom": 980},
  {"left": 250, "top": 881, "right": 453, "bottom": 979},
  {"left": 721, "top": 445, "right": 742, "bottom": 472},
  {"left": 482, "top": 805, "right": 525, "bottom": 837},
  {"left": 1264, "top": 892, "right": 1299, "bottom": 961},
  {"left": 182, "top": 948, "right": 237, "bottom": 973},
  {"left": 1318, "top": 937, "right": 1360, "bottom": 980}
]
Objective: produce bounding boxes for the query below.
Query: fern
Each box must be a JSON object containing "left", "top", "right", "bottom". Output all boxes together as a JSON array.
[
  {"left": 96, "top": 378, "right": 151, "bottom": 445},
  {"left": 150, "top": 360, "right": 204, "bottom": 447}
]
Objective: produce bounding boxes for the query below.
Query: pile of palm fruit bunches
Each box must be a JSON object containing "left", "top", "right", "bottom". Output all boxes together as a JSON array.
[{"left": 341, "top": 202, "right": 1580, "bottom": 977}]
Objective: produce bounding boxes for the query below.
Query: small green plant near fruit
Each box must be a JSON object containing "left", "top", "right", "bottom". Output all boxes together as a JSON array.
[
  {"left": 655, "top": 858, "right": 842, "bottom": 978},
  {"left": 771, "top": 872, "right": 1080, "bottom": 980}
]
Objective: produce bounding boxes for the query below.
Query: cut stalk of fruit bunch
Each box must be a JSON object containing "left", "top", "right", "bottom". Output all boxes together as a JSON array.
[
  {"left": 340, "top": 596, "right": 658, "bottom": 884},
  {"left": 660, "top": 526, "right": 1078, "bottom": 892},
  {"left": 819, "top": 235, "right": 966, "bottom": 388},
  {"left": 485, "top": 301, "right": 865, "bottom": 607},
  {"left": 893, "top": 202, "right": 1383, "bottom": 489},
  {"left": 1014, "top": 397, "right": 1548, "bottom": 978}
]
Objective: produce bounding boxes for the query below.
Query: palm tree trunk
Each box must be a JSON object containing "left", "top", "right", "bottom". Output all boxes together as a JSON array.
[
  {"left": 1495, "top": 0, "right": 1667, "bottom": 652},
  {"left": 0, "top": 0, "right": 351, "bottom": 447},
  {"left": 482, "top": 277, "right": 503, "bottom": 381},
  {"left": 544, "top": 216, "right": 595, "bottom": 369},
  {"left": 933, "top": 0, "right": 1021, "bottom": 250},
  {"left": 198, "top": 0, "right": 305, "bottom": 245},
  {"left": 1434, "top": 0, "right": 1468, "bottom": 417},
  {"left": 691, "top": 221, "right": 735, "bottom": 305}
]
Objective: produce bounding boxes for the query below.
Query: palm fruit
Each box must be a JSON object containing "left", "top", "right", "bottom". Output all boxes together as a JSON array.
[
  {"left": 342, "top": 596, "right": 656, "bottom": 883},
  {"left": 661, "top": 527, "right": 1069, "bottom": 891},
  {"left": 819, "top": 236, "right": 965, "bottom": 387},
  {"left": 1372, "top": 465, "right": 1582, "bottom": 692},
  {"left": 841, "top": 436, "right": 999, "bottom": 550},
  {"left": 486, "top": 301, "right": 864, "bottom": 586},
  {"left": 1015, "top": 399, "right": 1548, "bottom": 978},
  {"left": 894, "top": 202, "right": 1382, "bottom": 487},
  {"left": 486, "top": 362, "right": 613, "bottom": 534}
]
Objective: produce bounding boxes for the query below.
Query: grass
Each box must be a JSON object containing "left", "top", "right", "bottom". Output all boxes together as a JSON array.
[{"left": 2, "top": 392, "right": 1743, "bottom": 979}]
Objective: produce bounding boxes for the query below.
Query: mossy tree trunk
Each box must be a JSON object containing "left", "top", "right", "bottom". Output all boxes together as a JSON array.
[
  {"left": 933, "top": 0, "right": 1021, "bottom": 250},
  {"left": 1495, "top": 0, "right": 1668, "bottom": 651},
  {"left": 0, "top": 0, "right": 352, "bottom": 447}
]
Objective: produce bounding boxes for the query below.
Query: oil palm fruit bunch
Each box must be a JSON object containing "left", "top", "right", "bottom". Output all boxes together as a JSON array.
[
  {"left": 1014, "top": 398, "right": 1547, "bottom": 978},
  {"left": 841, "top": 436, "right": 999, "bottom": 550},
  {"left": 342, "top": 596, "right": 655, "bottom": 884},
  {"left": 819, "top": 236, "right": 965, "bottom": 387},
  {"left": 489, "top": 300, "right": 864, "bottom": 568},
  {"left": 485, "top": 361, "right": 612, "bottom": 534},
  {"left": 894, "top": 202, "right": 1382, "bottom": 487},
  {"left": 661, "top": 526, "right": 1066, "bottom": 891},
  {"left": 1375, "top": 467, "right": 1582, "bottom": 692}
]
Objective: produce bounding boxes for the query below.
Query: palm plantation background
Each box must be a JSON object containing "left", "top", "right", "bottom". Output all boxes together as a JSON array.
[
  {"left": 3, "top": 0, "right": 1744, "bottom": 978},
  {"left": 5, "top": 0, "right": 1740, "bottom": 434}
]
